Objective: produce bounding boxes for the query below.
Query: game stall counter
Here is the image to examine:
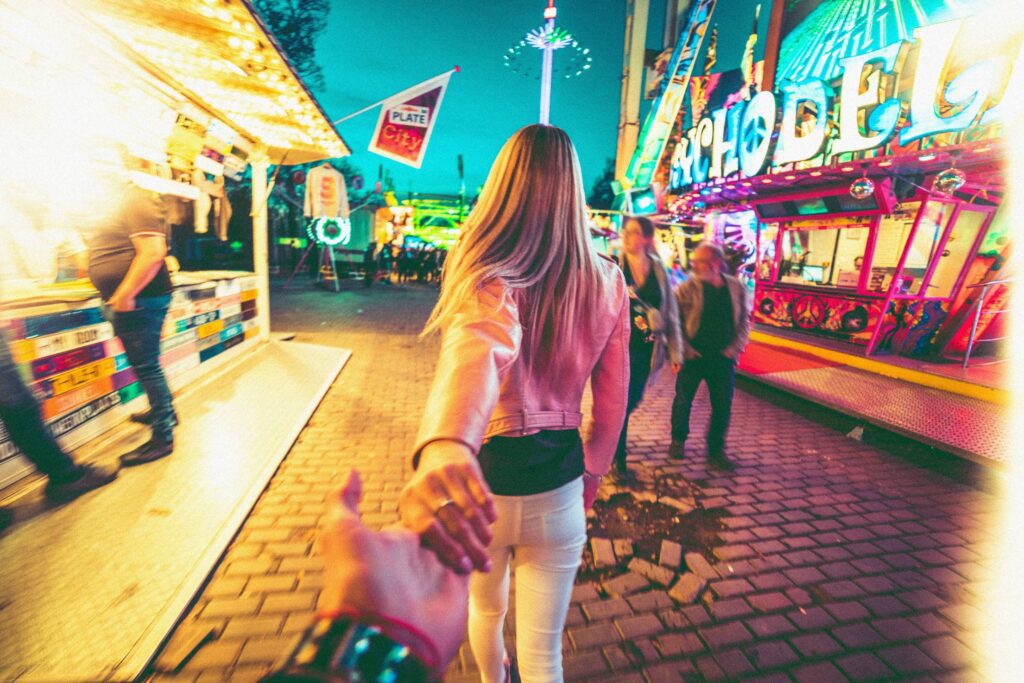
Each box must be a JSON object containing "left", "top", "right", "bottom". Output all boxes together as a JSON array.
[{"left": 0, "top": 271, "right": 261, "bottom": 488}]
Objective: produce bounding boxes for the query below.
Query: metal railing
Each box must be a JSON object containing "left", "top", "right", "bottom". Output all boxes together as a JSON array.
[{"left": 962, "top": 277, "right": 1015, "bottom": 368}]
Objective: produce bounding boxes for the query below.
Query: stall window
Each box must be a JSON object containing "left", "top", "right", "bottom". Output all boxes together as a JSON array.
[
  {"left": 868, "top": 203, "right": 920, "bottom": 292},
  {"left": 777, "top": 224, "right": 870, "bottom": 287},
  {"left": 926, "top": 209, "right": 987, "bottom": 298},
  {"left": 756, "top": 222, "right": 778, "bottom": 281},
  {"left": 898, "top": 201, "right": 955, "bottom": 295}
]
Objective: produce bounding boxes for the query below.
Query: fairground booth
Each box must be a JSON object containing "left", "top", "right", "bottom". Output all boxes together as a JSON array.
[
  {"left": 0, "top": 1, "right": 352, "bottom": 679},
  {"left": 639, "top": 0, "right": 1016, "bottom": 367}
]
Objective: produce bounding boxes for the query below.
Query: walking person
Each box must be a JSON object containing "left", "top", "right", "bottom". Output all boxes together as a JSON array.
[
  {"left": 0, "top": 198, "right": 118, "bottom": 531},
  {"left": 669, "top": 242, "right": 749, "bottom": 468},
  {"left": 398, "top": 124, "right": 630, "bottom": 682},
  {"left": 614, "top": 215, "right": 682, "bottom": 481},
  {"left": 83, "top": 180, "right": 178, "bottom": 466}
]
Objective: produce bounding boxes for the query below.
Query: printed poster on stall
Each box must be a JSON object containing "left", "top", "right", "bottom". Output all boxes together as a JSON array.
[{"left": 368, "top": 71, "right": 452, "bottom": 168}]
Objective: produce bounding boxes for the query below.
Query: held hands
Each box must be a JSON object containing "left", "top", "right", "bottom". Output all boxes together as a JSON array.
[
  {"left": 318, "top": 470, "right": 469, "bottom": 672},
  {"left": 398, "top": 441, "right": 497, "bottom": 575},
  {"left": 670, "top": 362, "right": 683, "bottom": 374}
]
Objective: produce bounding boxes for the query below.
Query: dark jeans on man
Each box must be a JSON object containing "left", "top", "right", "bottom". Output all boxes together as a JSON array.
[
  {"left": 670, "top": 353, "right": 736, "bottom": 455},
  {"left": 104, "top": 295, "right": 176, "bottom": 443},
  {"left": 0, "top": 335, "right": 80, "bottom": 480},
  {"left": 615, "top": 343, "right": 653, "bottom": 470}
]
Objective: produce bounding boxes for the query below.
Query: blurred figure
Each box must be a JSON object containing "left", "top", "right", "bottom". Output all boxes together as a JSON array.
[
  {"left": 265, "top": 470, "right": 467, "bottom": 681},
  {"left": 614, "top": 215, "right": 683, "bottom": 480},
  {"left": 399, "top": 124, "right": 629, "bottom": 682},
  {"left": 669, "top": 242, "right": 750, "bottom": 468},
  {"left": 82, "top": 181, "right": 178, "bottom": 466},
  {"left": 0, "top": 198, "right": 118, "bottom": 531}
]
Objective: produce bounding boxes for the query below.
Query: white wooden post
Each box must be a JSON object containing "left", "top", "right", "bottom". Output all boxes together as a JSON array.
[{"left": 251, "top": 157, "right": 271, "bottom": 342}]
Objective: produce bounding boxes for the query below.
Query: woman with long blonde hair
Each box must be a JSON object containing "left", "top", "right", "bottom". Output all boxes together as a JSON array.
[{"left": 399, "top": 124, "right": 630, "bottom": 682}]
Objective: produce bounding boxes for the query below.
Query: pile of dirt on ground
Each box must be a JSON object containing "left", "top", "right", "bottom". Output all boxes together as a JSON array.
[{"left": 578, "top": 469, "right": 727, "bottom": 583}]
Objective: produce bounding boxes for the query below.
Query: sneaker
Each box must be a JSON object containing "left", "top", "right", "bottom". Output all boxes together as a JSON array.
[
  {"left": 120, "top": 439, "right": 174, "bottom": 466},
  {"left": 668, "top": 440, "right": 686, "bottom": 460},
  {"left": 45, "top": 463, "right": 119, "bottom": 501}
]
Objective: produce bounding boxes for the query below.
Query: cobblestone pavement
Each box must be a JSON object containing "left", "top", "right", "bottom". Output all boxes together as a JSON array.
[{"left": 151, "top": 282, "right": 999, "bottom": 682}]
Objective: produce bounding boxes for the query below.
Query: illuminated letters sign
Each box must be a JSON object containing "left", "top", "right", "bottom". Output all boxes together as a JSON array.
[{"left": 668, "top": 19, "right": 1013, "bottom": 192}]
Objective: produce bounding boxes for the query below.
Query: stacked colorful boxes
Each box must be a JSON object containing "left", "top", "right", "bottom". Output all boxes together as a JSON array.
[{"left": 0, "top": 275, "right": 259, "bottom": 471}]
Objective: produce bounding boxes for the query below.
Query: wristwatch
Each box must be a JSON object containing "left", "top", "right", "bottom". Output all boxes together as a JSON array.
[{"left": 264, "top": 613, "right": 435, "bottom": 682}]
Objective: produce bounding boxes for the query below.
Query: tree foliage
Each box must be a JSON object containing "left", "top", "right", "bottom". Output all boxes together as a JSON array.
[
  {"left": 251, "top": 0, "right": 331, "bottom": 91},
  {"left": 587, "top": 158, "right": 617, "bottom": 210}
]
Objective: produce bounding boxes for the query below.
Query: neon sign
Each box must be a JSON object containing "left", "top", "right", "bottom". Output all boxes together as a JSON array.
[{"left": 669, "top": 18, "right": 1019, "bottom": 192}]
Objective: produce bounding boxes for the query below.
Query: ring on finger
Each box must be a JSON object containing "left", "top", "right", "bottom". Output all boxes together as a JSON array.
[{"left": 434, "top": 497, "right": 459, "bottom": 516}]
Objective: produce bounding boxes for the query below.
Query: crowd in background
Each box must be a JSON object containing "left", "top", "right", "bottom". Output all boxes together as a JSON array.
[{"left": 365, "top": 241, "right": 448, "bottom": 286}]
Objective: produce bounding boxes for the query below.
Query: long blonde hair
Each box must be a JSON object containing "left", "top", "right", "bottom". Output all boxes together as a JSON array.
[{"left": 423, "top": 124, "right": 604, "bottom": 375}]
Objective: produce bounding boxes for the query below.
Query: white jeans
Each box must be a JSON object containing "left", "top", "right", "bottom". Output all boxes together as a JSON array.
[{"left": 468, "top": 477, "right": 587, "bottom": 683}]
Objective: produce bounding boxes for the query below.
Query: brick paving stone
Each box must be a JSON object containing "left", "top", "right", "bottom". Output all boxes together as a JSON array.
[
  {"left": 709, "top": 597, "right": 754, "bottom": 620},
  {"left": 789, "top": 632, "right": 843, "bottom": 657},
  {"left": 601, "top": 644, "right": 633, "bottom": 671},
  {"left": 747, "top": 591, "right": 793, "bottom": 613},
  {"left": 862, "top": 594, "right": 912, "bottom": 616},
  {"left": 590, "top": 538, "right": 616, "bottom": 568},
  {"left": 710, "top": 578, "right": 755, "bottom": 598},
  {"left": 700, "top": 622, "right": 754, "bottom": 650},
  {"left": 876, "top": 644, "right": 942, "bottom": 674},
  {"left": 569, "top": 623, "right": 623, "bottom": 650},
  {"left": 832, "top": 623, "right": 887, "bottom": 649},
  {"left": 626, "top": 591, "right": 673, "bottom": 613},
  {"left": 615, "top": 614, "right": 663, "bottom": 640},
  {"left": 695, "top": 655, "right": 728, "bottom": 681},
  {"left": 659, "top": 540, "right": 683, "bottom": 570},
  {"left": 919, "top": 635, "right": 979, "bottom": 670},
  {"left": 628, "top": 558, "right": 676, "bottom": 587},
  {"left": 259, "top": 591, "right": 315, "bottom": 614},
  {"left": 563, "top": 651, "right": 608, "bottom": 678},
  {"left": 745, "top": 640, "right": 799, "bottom": 669},
  {"left": 746, "top": 615, "right": 797, "bottom": 638},
  {"left": 201, "top": 597, "right": 262, "bottom": 619},
  {"left": 244, "top": 575, "right": 297, "bottom": 594},
  {"left": 823, "top": 601, "right": 870, "bottom": 621},
  {"left": 712, "top": 649, "right": 756, "bottom": 678},
  {"left": 221, "top": 616, "right": 284, "bottom": 639},
  {"left": 581, "top": 597, "right": 632, "bottom": 622},
  {"left": 668, "top": 573, "right": 707, "bottom": 604},
  {"left": 236, "top": 636, "right": 296, "bottom": 665},
  {"left": 835, "top": 652, "right": 896, "bottom": 681},
  {"left": 792, "top": 661, "right": 847, "bottom": 683},
  {"left": 602, "top": 572, "right": 649, "bottom": 598},
  {"left": 683, "top": 552, "right": 719, "bottom": 581},
  {"left": 654, "top": 632, "right": 705, "bottom": 657},
  {"left": 749, "top": 573, "right": 793, "bottom": 591},
  {"left": 643, "top": 660, "right": 698, "bottom": 682},
  {"left": 183, "top": 641, "right": 243, "bottom": 671},
  {"left": 679, "top": 604, "right": 712, "bottom": 627}
]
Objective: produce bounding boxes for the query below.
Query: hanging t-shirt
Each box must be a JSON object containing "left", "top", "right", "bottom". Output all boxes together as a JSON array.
[{"left": 303, "top": 165, "right": 350, "bottom": 219}]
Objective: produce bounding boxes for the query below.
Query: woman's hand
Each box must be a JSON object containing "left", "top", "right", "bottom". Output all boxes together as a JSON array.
[
  {"left": 318, "top": 470, "right": 469, "bottom": 672},
  {"left": 399, "top": 440, "right": 497, "bottom": 574}
]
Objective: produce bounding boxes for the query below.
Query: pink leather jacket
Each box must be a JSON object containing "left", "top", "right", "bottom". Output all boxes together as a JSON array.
[{"left": 413, "top": 257, "right": 630, "bottom": 478}]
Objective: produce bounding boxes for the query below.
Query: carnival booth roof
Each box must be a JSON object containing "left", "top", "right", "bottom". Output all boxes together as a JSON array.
[{"left": 81, "top": 0, "right": 348, "bottom": 163}]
